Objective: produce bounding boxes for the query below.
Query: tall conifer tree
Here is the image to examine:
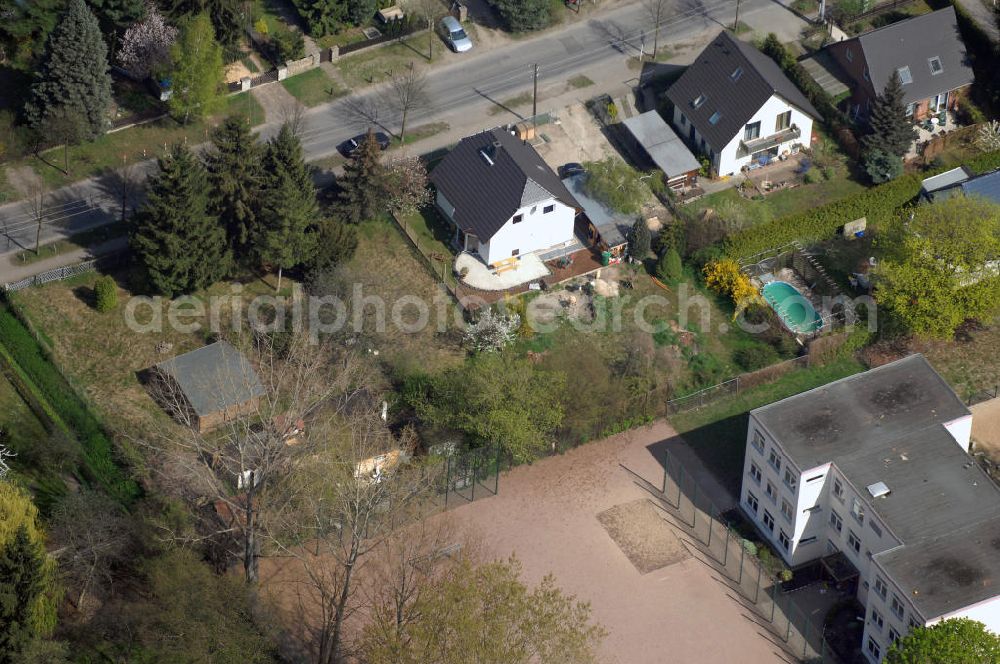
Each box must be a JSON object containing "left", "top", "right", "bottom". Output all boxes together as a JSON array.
[
  {"left": 130, "top": 143, "right": 231, "bottom": 295},
  {"left": 337, "top": 130, "right": 386, "bottom": 225},
  {"left": 862, "top": 71, "right": 918, "bottom": 159},
  {"left": 254, "top": 124, "right": 319, "bottom": 291},
  {"left": 25, "top": 0, "right": 113, "bottom": 142},
  {"left": 205, "top": 116, "right": 263, "bottom": 260}
]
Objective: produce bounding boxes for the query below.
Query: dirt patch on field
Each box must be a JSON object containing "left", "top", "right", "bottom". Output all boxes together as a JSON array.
[{"left": 598, "top": 499, "right": 690, "bottom": 574}]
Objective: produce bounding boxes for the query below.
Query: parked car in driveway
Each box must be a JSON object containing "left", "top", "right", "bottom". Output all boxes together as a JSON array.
[
  {"left": 558, "top": 163, "right": 585, "bottom": 178},
  {"left": 440, "top": 16, "right": 472, "bottom": 53},
  {"left": 338, "top": 131, "right": 391, "bottom": 157}
]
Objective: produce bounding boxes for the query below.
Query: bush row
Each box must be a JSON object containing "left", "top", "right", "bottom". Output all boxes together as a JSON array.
[
  {"left": 724, "top": 173, "right": 923, "bottom": 258},
  {"left": 965, "top": 149, "right": 1000, "bottom": 175},
  {"left": 0, "top": 306, "right": 139, "bottom": 504}
]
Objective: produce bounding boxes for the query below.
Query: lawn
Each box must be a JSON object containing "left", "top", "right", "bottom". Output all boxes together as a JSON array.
[
  {"left": 26, "top": 94, "right": 265, "bottom": 193},
  {"left": 670, "top": 355, "right": 866, "bottom": 492},
  {"left": 281, "top": 68, "right": 347, "bottom": 107},
  {"left": 338, "top": 217, "right": 465, "bottom": 375},
  {"left": 10, "top": 271, "right": 282, "bottom": 439},
  {"left": 567, "top": 75, "right": 594, "bottom": 89},
  {"left": 686, "top": 168, "right": 866, "bottom": 227},
  {"left": 394, "top": 206, "right": 457, "bottom": 286},
  {"left": 920, "top": 318, "right": 1000, "bottom": 401},
  {"left": 488, "top": 92, "right": 532, "bottom": 115},
  {"left": 333, "top": 35, "right": 442, "bottom": 88}
]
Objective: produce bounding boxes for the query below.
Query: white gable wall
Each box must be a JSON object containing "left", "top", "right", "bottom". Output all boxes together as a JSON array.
[
  {"left": 478, "top": 197, "right": 575, "bottom": 266},
  {"left": 716, "top": 94, "right": 813, "bottom": 176},
  {"left": 673, "top": 95, "right": 813, "bottom": 177}
]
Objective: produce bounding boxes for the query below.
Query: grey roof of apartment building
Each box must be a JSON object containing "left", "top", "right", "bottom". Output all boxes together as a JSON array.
[
  {"left": 665, "top": 30, "right": 818, "bottom": 150},
  {"left": 620, "top": 111, "right": 700, "bottom": 178},
  {"left": 429, "top": 128, "right": 579, "bottom": 242},
  {"left": 156, "top": 341, "right": 266, "bottom": 417},
  {"left": 753, "top": 354, "right": 1000, "bottom": 619},
  {"left": 754, "top": 354, "right": 970, "bottom": 472},
  {"left": 855, "top": 7, "right": 974, "bottom": 106}
]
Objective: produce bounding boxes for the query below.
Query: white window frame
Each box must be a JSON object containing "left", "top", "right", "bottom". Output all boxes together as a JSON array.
[
  {"left": 889, "top": 627, "right": 900, "bottom": 646},
  {"left": 768, "top": 449, "right": 782, "bottom": 472},
  {"left": 848, "top": 530, "right": 861, "bottom": 554},
  {"left": 852, "top": 497, "right": 865, "bottom": 525},
  {"left": 870, "top": 608, "right": 884, "bottom": 632},
  {"left": 874, "top": 576, "right": 887, "bottom": 601},
  {"left": 778, "top": 530, "right": 790, "bottom": 551},
  {"left": 783, "top": 467, "right": 798, "bottom": 492},
  {"left": 781, "top": 498, "right": 793, "bottom": 522},
  {"left": 746, "top": 490, "right": 759, "bottom": 514},
  {"left": 751, "top": 429, "right": 765, "bottom": 453},
  {"left": 763, "top": 510, "right": 775, "bottom": 532},
  {"left": 766, "top": 480, "right": 777, "bottom": 503},
  {"left": 890, "top": 595, "right": 904, "bottom": 621},
  {"left": 867, "top": 637, "right": 881, "bottom": 661},
  {"left": 928, "top": 56, "right": 943, "bottom": 75},
  {"left": 750, "top": 462, "right": 763, "bottom": 484},
  {"left": 833, "top": 478, "right": 845, "bottom": 502},
  {"left": 830, "top": 510, "right": 843, "bottom": 533}
]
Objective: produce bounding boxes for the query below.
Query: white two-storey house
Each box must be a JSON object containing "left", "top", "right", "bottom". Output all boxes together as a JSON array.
[
  {"left": 666, "top": 31, "right": 818, "bottom": 177},
  {"left": 430, "top": 128, "right": 580, "bottom": 268},
  {"left": 739, "top": 355, "right": 1000, "bottom": 663}
]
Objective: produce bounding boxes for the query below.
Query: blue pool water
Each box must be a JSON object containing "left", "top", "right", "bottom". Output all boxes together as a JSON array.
[{"left": 761, "top": 281, "right": 823, "bottom": 334}]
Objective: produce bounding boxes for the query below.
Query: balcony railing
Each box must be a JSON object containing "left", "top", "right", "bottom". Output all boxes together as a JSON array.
[{"left": 738, "top": 125, "right": 802, "bottom": 157}]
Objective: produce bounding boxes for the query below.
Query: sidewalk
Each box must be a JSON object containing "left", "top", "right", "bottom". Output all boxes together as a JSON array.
[{"left": 2, "top": 237, "right": 127, "bottom": 285}]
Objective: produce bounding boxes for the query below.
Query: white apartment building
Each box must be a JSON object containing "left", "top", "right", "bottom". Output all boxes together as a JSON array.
[{"left": 739, "top": 355, "right": 1000, "bottom": 662}]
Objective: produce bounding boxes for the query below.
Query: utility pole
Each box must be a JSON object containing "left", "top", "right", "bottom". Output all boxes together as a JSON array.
[
  {"left": 734, "top": 0, "right": 742, "bottom": 31},
  {"left": 532, "top": 64, "right": 539, "bottom": 127}
]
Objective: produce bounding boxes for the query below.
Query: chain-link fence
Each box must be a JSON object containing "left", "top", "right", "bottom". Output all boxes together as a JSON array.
[{"left": 647, "top": 449, "right": 844, "bottom": 663}]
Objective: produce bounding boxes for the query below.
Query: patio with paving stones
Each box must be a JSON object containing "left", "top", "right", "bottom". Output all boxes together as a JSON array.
[{"left": 455, "top": 252, "right": 550, "bottom": 290}]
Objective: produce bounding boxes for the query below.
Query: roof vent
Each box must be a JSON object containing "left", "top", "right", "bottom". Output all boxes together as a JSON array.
[
  {"left": 867, "top": 481, "right": 890, "bottom": 499},
  {"left": 480, "top": 140, "right": 501, "bottom": 166}
]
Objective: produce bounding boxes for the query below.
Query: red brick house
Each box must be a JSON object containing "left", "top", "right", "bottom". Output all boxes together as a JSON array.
[{"left": 824, "top": 8, "right": 974, "bottom": 122}]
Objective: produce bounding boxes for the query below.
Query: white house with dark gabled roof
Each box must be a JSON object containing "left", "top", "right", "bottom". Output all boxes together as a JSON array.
[
  {"left": 666, "top": 30, "right": 818, "bottom": 177},
  {"left": 740, "top": 355, "right": 1000, "bottom": 663},
  {"left": 429, "top": 128, "right": 580, "bottom": 268}
]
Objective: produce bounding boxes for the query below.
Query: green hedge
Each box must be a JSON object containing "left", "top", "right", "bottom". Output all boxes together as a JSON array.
[
  {"left": 0, "top": 306, "right": 139, "bottom": 504},
  {"left": 965, "top": 149, "right": 1000, "bottom": 175},
  {"left": 725, "top": 173, "right": 923, "bottom": 258}
]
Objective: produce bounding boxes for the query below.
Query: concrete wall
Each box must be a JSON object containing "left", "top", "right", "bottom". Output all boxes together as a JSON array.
[
  {"left": 478, "top": 198, "right": 575, "bottom": 266},
  {"left": 286, "top": 52, "right": 318, "bottom": 77}
]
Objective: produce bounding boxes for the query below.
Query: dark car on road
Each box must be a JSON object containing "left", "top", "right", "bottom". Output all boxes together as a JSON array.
[{"left": 338, "top": 132, "right": 391, "bottom": 157}]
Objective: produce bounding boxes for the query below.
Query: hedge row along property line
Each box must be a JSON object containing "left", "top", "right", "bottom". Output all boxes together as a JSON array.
[
  {"left": 0, "top": 305, "right": 140, "bottom": 505},
  {"left": 725, "top": 150, "right": 1000, "bottom": 259}
]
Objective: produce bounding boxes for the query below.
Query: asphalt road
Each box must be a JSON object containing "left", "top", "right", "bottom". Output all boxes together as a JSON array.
[{"left": 0, "top": 0, "right": 786, "bottom": 273}]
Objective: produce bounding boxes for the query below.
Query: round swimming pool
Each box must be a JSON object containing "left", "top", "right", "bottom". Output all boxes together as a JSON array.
[{"left": 761, "top": 280, "right": 822, "bottom": 334}]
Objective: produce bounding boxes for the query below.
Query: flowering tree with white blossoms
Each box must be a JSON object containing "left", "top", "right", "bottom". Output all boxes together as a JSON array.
[
  {"left": 464, "top": 309, "right": 521, "bottom": 353},
  {"left": 0, "top": 443, "right": 13, "bottom": 480},
  {"left": 117, "top": 3, "right": 178, "bottom": 80},
  {"left": 976, "top": 120, "right": 1000, "bottom": 154}
]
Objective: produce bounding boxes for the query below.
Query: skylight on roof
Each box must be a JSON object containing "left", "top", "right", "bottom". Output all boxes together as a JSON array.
[
  {"left": 897, "top": 66, "right": 913, "bottom": 85},
  {"left": 708, "top": 111, "right": 721, "bottom": 125},
  {"left": 731, "top": 67, "right": 743, "bottom": 81},
  {"left": 928, "top": 56, "right": 943, "bottom": 75},
  {"left": 692, "top": 94, "right": 706, "bottom": 109}
]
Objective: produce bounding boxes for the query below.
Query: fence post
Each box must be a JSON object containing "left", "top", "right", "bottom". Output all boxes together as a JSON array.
[
  {"left": 494, "top": 443, "right": 501, "bottom": 495},
  {"left": 662, "top": 449, "right": 669, "bottom": 495},
  {"left": 753, "top": 561, "right": 762, "bottom": 603},
  {"left": 785, "top": 601, "right": 793, "bottom": 642},
  {"left": 706, "top": 508, "right": 713, "bottom": 549},
  {"left": 721, "top": 527, "right": 728, "bottom": 567},
  {"left": 470, "top": 454, "right": 476, "bottom": 501},
  {"left": 770, "top": 579, "right": 778, "bottom": 621},
  {"left": 691, "top": 483, "right": 698, "bottom": 529},
  {"left": 677, "top": 464, "right": 685, "bottom": 508},
  {"left": 737, "top": 543, "right": 745, "bottom": 585},
  {"left": 444, "top": 454, "right": 451, "bottom": 509},
  {"left": 803, "top": 619, "right": 810, "bottom": 659}
]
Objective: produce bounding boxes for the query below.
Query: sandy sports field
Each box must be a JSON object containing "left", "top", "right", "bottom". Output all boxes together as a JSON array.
[{"left": 447, "top": 420, "right": 792, "bottom": 664}]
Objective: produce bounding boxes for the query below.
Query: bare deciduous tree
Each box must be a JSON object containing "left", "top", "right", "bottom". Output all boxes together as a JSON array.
[
  {"left": 404, "top": 0, "right": 444, "bottom": 60},
  {"left": 268, "top": 407, "right": 432, "bottom": 664},
  {"left": 0, "top": 443, "right": 12, "bottom": 479},
  {"left": 50, "top": 491, "right": 133, "bottom": 612},
  {"left": 384, "top": 63, "right": 429, "bottom": 146},
  {"left": 21, "top": 172, "right": 48, "bottom": 255},
  {"left": 642, "top": 0, "right": 669, "bottom": 61},
  {"left": 144, "top": 328, "right": 376, "bottom": 585}
]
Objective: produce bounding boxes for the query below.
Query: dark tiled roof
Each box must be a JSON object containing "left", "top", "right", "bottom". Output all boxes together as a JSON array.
[
  {"left": 665, "top": 31, "right": 818, "bottom": 149},
  {"left": 429, "top": 128, "right": 579, "bottom": 242},
  {"left": 156, "top": 341, "right": 266, "bottom": 417},
  {"left": 856, "top": 7, "right": 974, "bottom": 105}
]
